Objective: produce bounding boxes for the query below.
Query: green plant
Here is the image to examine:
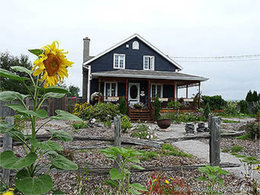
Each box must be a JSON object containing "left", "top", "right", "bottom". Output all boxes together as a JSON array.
[
  {"left": 167, "top": 100, "right": 181, "bottom": 109},
  {"left": 231, "top": 145, "right": 243, "bottom": 153},
  {"left": 146, "top": 171, "right": 191, "bottom": 194},
  {"left": 224, "top": 101, "right": 239, "bottom": 116},
  {"left": 204, "top": 102, "right": 211, "bottom": 120},
  {"left": 91, "top": 102, "right": 120, "bottom": 122},
  {"left": 236, "top": 134, "right": 251, "bottom": 140},
  {"left": 139, "top": 150, "right": 158, "bottom": 161},
  {"left": 119, "top": 96, "right": 127, "bottom": 115},
  {"left": 164, "top": 112, "right": 205, "bottom": 123},
  {"left": 197, "top": 164, "right": 230, "bottom": 194},
  {"left": 239, "top": 100, "right": 249, "bottom": 114},
  {"left": 0, "top": 43, "right": 81, "bottom": 194},
  {"left": 121, "top": 115, "right": 132, "bottom": 133},
  {"left": 73, "top": 102, "right": 93, "bottom": 120},
  {"left": 154, "top": 96, "right": 161, "bottom": 121},
  {"left": 222, "top": 119, "right": 240, "bottom": 123},
  {"left": 161, "top": 144, "right": 192, "bottom": 158},
  {"left": 133, "top": 102, "right": 144, "bottom": 109},
  {"left": 76, "top": 159, "right": 89, "bottom": 195},
  {"left": 14, "top": 114, "right": 28, "bottom": 131},
  {"left": 130, "top": 124, "right": 153, "bottom": 139},
  {"left": 101, "top": 147, "right": 148, "bottom": 194},
  {"left": 103, "top": 120, "right": 112, "bottom": 128},
  {"left": 202, "top": 95, "right": 226, "bottom": 111},
  {"left": 72, "top": 121, "right": 88, "bottom": 129},
  {"left": 245, "top": 121, "right": 260, "bottom": 140}
]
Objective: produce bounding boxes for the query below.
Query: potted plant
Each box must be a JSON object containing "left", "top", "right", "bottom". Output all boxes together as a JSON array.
[{"left": 157, "top": 115, "right": 171, "bottom": 129}]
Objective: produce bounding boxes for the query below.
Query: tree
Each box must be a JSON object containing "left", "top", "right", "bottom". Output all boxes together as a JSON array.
[
  {"left": 0, "top": 52, "right": 32, "bottom": 94},
  {"left": 68, "top": 85, "right": 80, "bottom": 97},
  {"left": 252, "top": 90, "right": 258, "bottom": 102},
  {"left": 246, "top": 90, "right": 253, "bottom": 102},
  {"left": 119, "top": 96, "right": 127, "bottom": 115}
]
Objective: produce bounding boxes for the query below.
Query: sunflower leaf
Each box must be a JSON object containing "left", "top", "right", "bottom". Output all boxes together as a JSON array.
[
  {"left": 0, "top": 68, "right": 27, "bottom": 81},
  {"left": 44, "top": 92, "right": 66, "bottom": 99},
  {"left": 11, "top": 66, "right": 33, "bottom": 75},
  {"left": 51, "top": 110, "right": 82, "bottom": 122},
  {"left": 43, "top": 86, "right": 68, "bottom": 94},
  {"left": 28, "top": 49, "right": 44, "bottom": 56},
  {"left": 0, "top": 91, "right": 29, "bottom": 102}
]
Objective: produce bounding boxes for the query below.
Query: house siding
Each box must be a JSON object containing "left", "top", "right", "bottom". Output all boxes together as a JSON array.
[{"left": 90, "top": 37, "right": 178, "bottom": 73}]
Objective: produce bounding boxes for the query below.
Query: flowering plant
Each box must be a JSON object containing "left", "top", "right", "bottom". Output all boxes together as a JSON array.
[
  {"left": 146, "top": 171, "right": 191, "bottom": 194},
  {"left": 0, "top": 41, "right": 82, "bottom": 194}
]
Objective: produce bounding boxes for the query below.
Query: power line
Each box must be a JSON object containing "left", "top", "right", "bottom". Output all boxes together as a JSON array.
[{"left": 175, "top": 58, "right": 260, "bottom": 62}]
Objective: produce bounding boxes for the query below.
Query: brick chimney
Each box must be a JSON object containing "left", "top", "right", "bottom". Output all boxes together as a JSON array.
[{"left": 83, "top": 37, "right": 91, "bottom": 63}]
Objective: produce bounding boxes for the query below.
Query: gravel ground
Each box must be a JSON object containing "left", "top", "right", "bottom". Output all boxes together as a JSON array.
[{"left": 2, "top": 118, "right": 259, "bottom": 194}]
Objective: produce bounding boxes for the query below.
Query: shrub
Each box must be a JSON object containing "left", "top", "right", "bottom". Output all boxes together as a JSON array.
[
  {"left": 73, "top": 102, "right": 93, "bottom": 119},
  {"left": 167, "top": 100, "right": 181, "bottom": 109},
  {"left": 164, "top": 112, "right": 205, "bottom": 123},
  {"left": 252, "top": 101, "right": 260, "bottom": 114},
  {"left": 119, "top": 97, "right": 127, "bottom": 115},
  {"left": 231, "top": 145, "right": 243, "bottom": 153},
  {"left": 245, "top": 121, "right": 260, "bottom": 140},
  {"left": 204, "top": 102, "right": 211, "bottom": 120},
  {"left": 91, "top": 102, "right": 120, "bottom": 122},
  {"left": 121, "top": 115, "right": 132, "bottom": 133},
  {"left": 130, "top": 124, "right": 153, "bottom": 139},
  {"left": 161, "top": 144, "right": 192, "bottom": 158},
  {"left": 246, "top": 90, "right": 254, "bottom": 102},
  {"left": 239, "top": 100, "right": 248, "bottom": 114},
  {"left": 103, "top": 120, "right": 112, "bottom": 128},
  {"left": 139, "top": 150, "right": 158, "bottom": 161},
  {"left": 224, "top": 101, "right": 239, "bottom": 116},
  {"left": 202, "top": 95, "right": 226, "bottom": 111},
  {"left": 154, "top": 96, "right": 161, "bottom": 121},
  {"left": 72, "top": 122, "right": 88, "bottom": 129}
]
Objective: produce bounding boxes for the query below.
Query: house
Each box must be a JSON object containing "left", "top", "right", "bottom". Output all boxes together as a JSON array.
[{"left": 82, "top": 34, "right": 208, "bottom": 120}]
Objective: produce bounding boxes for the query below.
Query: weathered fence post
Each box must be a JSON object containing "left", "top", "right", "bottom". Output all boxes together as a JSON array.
[
  {"left": 114, "top": 115, "right": 121, "bottom": 147},
  {"left": 209, "top": 115, "right": 221, "bottom": 166},
  {"left": 2, "top": 117, "right": 14, "bottom": 187}
]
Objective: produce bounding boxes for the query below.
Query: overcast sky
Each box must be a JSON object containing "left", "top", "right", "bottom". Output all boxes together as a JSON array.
[{"left": 1, "top": 0, "right": 259, "bottom": 100}]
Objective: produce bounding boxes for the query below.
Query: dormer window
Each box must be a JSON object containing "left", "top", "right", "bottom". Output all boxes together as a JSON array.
[
  {"left": 132, "top": 41, "right": 139, "bottom": 50},
  {"left": 113, "top": 54, "right": 125, "bottom": 69},
  {"left": 143, "top": 56, "right": 155, "bottom": 70}
]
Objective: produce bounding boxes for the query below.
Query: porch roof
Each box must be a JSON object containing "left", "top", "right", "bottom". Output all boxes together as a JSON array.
[{"left": 92, "top": 69, "right": 208, "bottom": 82}]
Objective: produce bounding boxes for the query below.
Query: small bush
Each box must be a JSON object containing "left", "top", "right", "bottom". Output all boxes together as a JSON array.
[
  {"left": 139, "top": 150, "right": 158, "bottom": 161},
  {"left": 154, "top": 96, "right": 161, "bottom": 121},
  {"left": 121, "top": 115, "right": 132, "bottom": 133},
  {"left": 162, "top": 144, "right": 192, "bottom": 158},
  {"left": 164, "top": 112, "right": 205, "bottom": 123},
  {"left": 245, "top": 121, "right": 260, "bottom": 140},
  {"left": 73, "top": 102, "right": 93, "bottom": 119},
  {"left": 223, "top": 119, "right": 240, "bottom": 123},
  {"left": 224, "top": 101, "right": 239, "bottom": 116},
  {"left": 103, "top": 120, "right": 112, "bottom": 128},
  {"left": 119, "top": 97, "right": 127, "bottom": 115},
  {"left": 91, "top": 102, "right": 120, "bottom": 122},
  {"left": 202, "top": 95, "right": 226, "bottom": 111},
  {"left": 204, "top": 103, "right": 211, "bottom": 120},
  {"left": 231, "top": 145, "right": 243, "bottom": 153},
  {"left": 130, "top": 124, "right": 153, "bottom": 139},
  {"left": 167, "top": 100, "right": 181, "bottom": 109},
  {"left": 236, "top": 134, "right": 251, "bottom": 140},
  {"left": 72, "top": 122, "right": 88, "bottom": 129}
]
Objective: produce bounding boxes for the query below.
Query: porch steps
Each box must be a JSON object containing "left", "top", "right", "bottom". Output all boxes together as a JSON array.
[{"left": 128, "top": 108, "right": 154, "bottom": 122}]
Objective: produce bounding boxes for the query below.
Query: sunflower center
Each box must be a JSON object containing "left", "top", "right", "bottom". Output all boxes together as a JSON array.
[{"left": 43, "top": 54, "right": 60, "bottom": 76}]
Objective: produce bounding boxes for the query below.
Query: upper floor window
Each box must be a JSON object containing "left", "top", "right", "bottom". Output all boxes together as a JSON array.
[
  {"left": 143, "top": 56, "right": 155, "bottom": 70},
  {"left": 132, "top": 41, "right": 139, "bottom": 50},
  {"left": 113, "top": 54, "right": 125, "bottom": 69}
]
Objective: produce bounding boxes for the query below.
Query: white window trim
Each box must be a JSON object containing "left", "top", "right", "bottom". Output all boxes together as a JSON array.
[
  {"left": 150, "top": 83, "right": 163, "bottom": 98},
  {"left": 143, "top": 55, "right": 155, "bottom": 70},
  {"left": 113, "top": 53, "right": 125, "bottom": 69},
  {"left": 132, "top": 41, "right": 139, "bottom": 50},
  {"left": 104, "top": 82, "right": 118, "bottom": 99}
]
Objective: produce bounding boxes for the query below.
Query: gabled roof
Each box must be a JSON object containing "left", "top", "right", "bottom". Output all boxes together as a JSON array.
[
  {"left": 92, "top": 69, "right": 208, "bottom": 82},
  {"left": 83, "top": 33, "right": 183, "bottom": 70}
]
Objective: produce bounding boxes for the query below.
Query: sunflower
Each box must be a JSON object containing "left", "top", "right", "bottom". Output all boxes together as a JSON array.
[{"left": 32, "top": 41, "right": 73, "bottom": 88}]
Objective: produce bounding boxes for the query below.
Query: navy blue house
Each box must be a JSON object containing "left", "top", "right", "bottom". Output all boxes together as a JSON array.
[{"left": 82, "top": 34, "right": 207, "bottom": 118}]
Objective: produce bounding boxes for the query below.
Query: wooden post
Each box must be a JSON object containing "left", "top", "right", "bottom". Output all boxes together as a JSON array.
[
  {"left": 3, "top": 117, "right": 14, "bottom": 187},
  {"left": 186, "top": 85, "right": 188, "bottom": 98},
  {"left": 126, "top": 79, "right": 128, "bottom": 111},
  {"left": 98, "top": 78, "right": 101, "bottom": 102},
  {"left": 209, "top": 115, "right": 221, "bottom": 166},
  {"left": 114, "top": 115, "right": 121, "bottom": 147},
  {"left": 198, "top": 82, "right": 201, "bottom": 108},
  {"left": 148, "top": 80, "right": 151, "bottom": 108},
  {"left": 173, "top": 81, "right": 176, "bottom": 101}
]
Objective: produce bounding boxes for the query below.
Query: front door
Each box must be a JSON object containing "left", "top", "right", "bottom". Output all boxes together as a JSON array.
[{"left": 128, "top": 83, "right": 140, "bottom": 106}]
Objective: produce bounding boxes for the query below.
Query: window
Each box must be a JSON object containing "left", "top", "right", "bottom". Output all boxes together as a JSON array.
[
  {"left": 113, "top": 54, "right": 125, "bottom": 69},
  {"left": 104, "top": 82, "right": 118, "bottom": 97},
  {"left": 132, "top": 41, "right": 139, "bottom": 50},
  {"left": 151, "top": 84, "right": 163, "bottom": 98},
  {"left": 143, "top": 56, "right": 155, "bottom": 70}
]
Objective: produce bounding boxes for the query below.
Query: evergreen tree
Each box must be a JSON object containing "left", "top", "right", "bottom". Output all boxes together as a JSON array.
[
  {"left": 252, "top": 90, "right": 258, "bottom": 102},
  {"left": 154, "top": 96, "right": 161, "bottom": 120},
  {"left": 204, "top": 102, "right": 211, "bottom": 119},
  {"left": 119, "top": 96, "right": 127, "bottom": 115},
  {"left": 245, "top": 90, "right": 253, "bottom": 102},
  {"left": 68, "top": 85, "right": 80, "bottom": 97}
]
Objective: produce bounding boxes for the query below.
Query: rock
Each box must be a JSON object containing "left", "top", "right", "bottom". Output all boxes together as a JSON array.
[{"left": 185, "top": 123, "right": 195, "bottom": 134}]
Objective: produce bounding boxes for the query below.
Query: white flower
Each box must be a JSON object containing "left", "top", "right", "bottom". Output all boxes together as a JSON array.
[
  {"left": 146, "top": 135, "right": 149, "bottom": 139},
  {"left": 150, "top": 135, "right": 153, "bottom": 139}
]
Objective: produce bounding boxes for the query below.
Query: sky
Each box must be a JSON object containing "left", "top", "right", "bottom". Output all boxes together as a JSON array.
[{"left": 0, "top": 0, "right": 259, "bottom": 100}]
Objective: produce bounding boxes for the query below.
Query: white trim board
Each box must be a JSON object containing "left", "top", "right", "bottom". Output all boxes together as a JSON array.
[{"left": 83, "top": 33, "right": 183, "bottom": 70}]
